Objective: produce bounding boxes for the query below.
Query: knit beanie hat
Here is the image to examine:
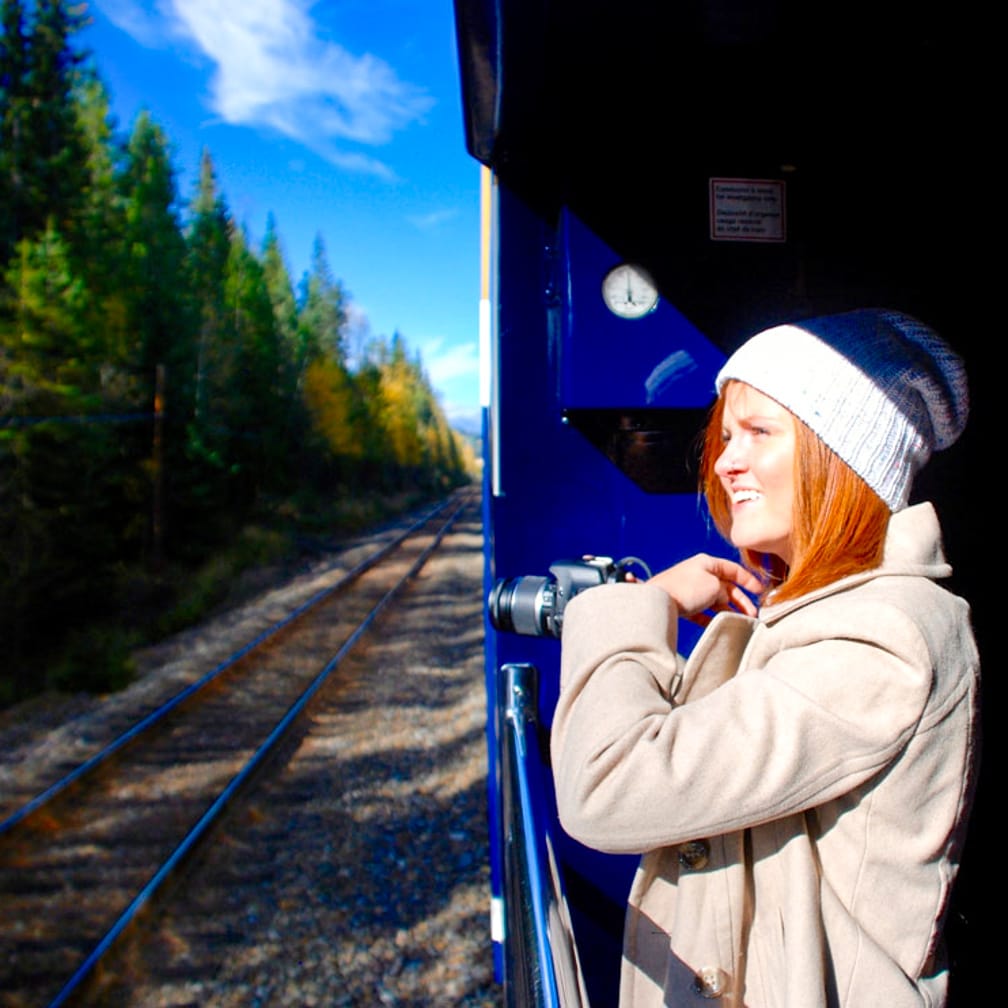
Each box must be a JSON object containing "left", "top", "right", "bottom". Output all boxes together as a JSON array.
[{"left": 715, "top": 309, "right": 969, "bottom": 511}]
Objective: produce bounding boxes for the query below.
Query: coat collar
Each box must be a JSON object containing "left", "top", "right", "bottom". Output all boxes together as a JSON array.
[{"left": 757, "top": 502, "right": 952, "bottom": 625}]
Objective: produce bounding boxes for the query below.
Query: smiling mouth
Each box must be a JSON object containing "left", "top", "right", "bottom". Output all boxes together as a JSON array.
[{"left": 731, "top": 490, "right": 762, "bottom": 504}]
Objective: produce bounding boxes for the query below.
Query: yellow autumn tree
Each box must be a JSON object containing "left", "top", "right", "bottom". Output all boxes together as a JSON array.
[
  {"left": 302, "top": 355, "right": 362, "bottom": 459},
  {"left": 376, "top": 334, "right": 425, "bottom": 469}
]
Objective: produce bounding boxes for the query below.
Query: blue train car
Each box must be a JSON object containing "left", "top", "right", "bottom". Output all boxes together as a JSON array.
[{"left": 453, "top": 3, "right": 994, "bottom": 1005}]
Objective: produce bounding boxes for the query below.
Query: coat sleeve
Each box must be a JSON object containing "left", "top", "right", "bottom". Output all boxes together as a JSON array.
[{"left": 550, "top": 580, "right": 934, "bottom": 854}]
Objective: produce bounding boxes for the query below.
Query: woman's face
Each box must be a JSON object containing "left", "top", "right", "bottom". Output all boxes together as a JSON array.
[{"left": 714, "top": 382, "right": 797, "bottom": 566}]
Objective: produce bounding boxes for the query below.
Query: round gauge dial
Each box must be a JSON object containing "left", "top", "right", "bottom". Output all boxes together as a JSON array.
[{"left": 601, "top": 263, "right": 659, "bottom": 319}]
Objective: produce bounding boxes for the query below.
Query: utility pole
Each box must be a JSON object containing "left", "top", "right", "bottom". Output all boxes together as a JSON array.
[{"left": 152, "top": 364, "right": 165, "bottom": 571}]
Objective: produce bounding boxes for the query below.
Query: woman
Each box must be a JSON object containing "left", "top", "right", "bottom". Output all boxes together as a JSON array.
[{"left": 551, "top": 308, "right": 979, "bottom": 1007}]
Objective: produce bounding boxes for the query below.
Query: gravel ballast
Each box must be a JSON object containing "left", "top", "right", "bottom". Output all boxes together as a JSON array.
[{"left": 0, "top": 496, "right": 501, "bottom": 1007}]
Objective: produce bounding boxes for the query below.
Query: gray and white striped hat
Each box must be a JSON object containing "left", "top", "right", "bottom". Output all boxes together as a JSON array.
[{"left": 715, "top": 309, "right": 969, "bottom": 510}]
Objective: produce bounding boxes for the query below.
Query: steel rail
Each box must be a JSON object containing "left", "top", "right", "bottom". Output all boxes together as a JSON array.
[
  {"left": 45, "top": 490, "right": 472, "bottom": 1008},
  {"left": 0, "top": 493, "right": 459, "bottom": 837}
]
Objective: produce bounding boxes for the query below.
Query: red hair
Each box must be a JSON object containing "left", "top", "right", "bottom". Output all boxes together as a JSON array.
[{"left": 699, "top": 381, "right": 891, "bottom": 603}]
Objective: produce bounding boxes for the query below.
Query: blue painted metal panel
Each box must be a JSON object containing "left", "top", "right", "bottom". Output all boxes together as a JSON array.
[
  {"left": 559, "top": 212, "right": 725, "bottom": 410},
  {"left": 484, "top": 186, "right": 730, "bottom": 1004}
]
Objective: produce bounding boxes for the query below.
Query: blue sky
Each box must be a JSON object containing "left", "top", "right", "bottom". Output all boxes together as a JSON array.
[{"left": 79, "top": 0, "right": 483, "bottom": 428}]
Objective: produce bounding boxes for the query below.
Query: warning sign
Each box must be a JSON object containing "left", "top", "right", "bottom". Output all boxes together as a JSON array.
[{"left": 709, "top": 178, "right": 786, "bottom": 242}]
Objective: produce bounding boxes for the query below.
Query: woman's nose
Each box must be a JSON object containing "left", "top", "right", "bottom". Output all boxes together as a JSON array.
[{"left": 715, "top": 444, "right": 745, "bottom": 475}]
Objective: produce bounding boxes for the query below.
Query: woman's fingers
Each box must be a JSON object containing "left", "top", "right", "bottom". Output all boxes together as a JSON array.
[{"left": 649, "top": 553, "right": 761, "bottom": 618}]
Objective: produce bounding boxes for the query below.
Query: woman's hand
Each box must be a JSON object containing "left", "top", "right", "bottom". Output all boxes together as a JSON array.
[{"left": 647, "top": 554, "right": 762, "bottom": 626}]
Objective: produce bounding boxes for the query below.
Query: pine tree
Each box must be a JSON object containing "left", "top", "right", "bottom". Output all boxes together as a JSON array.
[
  {"left": 293, "top": 234, "right": 360, "bottom": 484},
  {"left": 185, "top": 148, "right": 231, "bottom": 423},
  {"left": 174, "top": 148, "right": 235, "bottom": 538},
  {"left": 74, "top": 69, "right": 123, "bottom": 281},
  {"left": 297, "top": 233, "right": 348, "bottom": 369},
  {"left": 0, "top": 227, "right": 122, "bottom": 688},
  {"left": 0, "top": 0, "right": 32, "bottom": 260},
  {"left": 3, "top": 0, "right": 89, "bottom": 257},
  {"left": 120, "top": 110, "right": 190, "bottom": 391},
  {"left": 260, "top": 215, "right": 306, "bottom": 451},
  {"left": 261, "top": 213, "right": 298, "bottom": 350},
  {"left": 223, "top": 226, "right": 288, "bottom": 498}
]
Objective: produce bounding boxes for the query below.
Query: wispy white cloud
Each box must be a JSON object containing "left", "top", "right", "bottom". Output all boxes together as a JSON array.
[
  {"left": 98, "top": 0, "right": 433, "bottom": 177},
  {"left": 98, "top": 0, "right": 166, "bottom": 45},
  {"left": 418, "top": 337, "right": 480, "bottom": 389},
  {"left": 407, "top": 208, "right": 459, "bottom": 231}
]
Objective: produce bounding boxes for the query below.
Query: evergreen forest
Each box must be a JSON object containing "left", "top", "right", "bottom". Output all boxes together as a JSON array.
[{"left": 0, "top": 0, "right": 478, "bottom": 707}]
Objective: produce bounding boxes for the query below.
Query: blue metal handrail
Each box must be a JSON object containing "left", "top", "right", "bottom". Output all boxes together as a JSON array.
[{"left": 498, "top": 662, "right": 588, "bottom": 1007}]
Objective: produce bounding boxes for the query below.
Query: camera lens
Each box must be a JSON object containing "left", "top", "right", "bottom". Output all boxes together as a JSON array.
[{"left": 488, "top": 576, "right": 555, "bottom": 637}]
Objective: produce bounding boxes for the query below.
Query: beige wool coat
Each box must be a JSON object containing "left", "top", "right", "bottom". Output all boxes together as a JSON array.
[{"left": 551, "top": 503, "right": 980, "bottom": 1007}]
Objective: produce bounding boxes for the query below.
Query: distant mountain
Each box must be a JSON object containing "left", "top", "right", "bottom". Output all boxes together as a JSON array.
[{"left": 446, "top": 405, "right": 482, "bottom": 439}]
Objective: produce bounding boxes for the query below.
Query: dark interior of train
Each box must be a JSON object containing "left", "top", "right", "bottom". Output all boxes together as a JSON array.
[
  {"left": 458, "top": 0, "right": 992, "bottom": 348},
  {"left": 455, "top": 0, "right": 996, "bottom": 1000}
]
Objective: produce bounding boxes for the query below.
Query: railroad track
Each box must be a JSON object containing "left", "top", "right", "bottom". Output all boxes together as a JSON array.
[{"left": 0, "top": 488, "right": 478, "bottom": 1008}]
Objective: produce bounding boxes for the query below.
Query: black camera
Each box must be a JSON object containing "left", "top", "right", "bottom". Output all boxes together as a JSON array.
[{"left": 488, "top": 555, "right": 650, "bottom": 639}]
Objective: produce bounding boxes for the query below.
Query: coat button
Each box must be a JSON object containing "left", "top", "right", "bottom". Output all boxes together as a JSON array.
[
  {"left": 677, "top": 838, "right": 710, "bottom": 870},
  {"left": 691, "top": 966, "right": 730, "bottom": 999}
]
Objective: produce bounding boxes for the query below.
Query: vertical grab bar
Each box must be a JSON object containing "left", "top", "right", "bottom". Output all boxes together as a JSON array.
[{"left": 498, "top": 662, "right": 589, "bottom": 1008}]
